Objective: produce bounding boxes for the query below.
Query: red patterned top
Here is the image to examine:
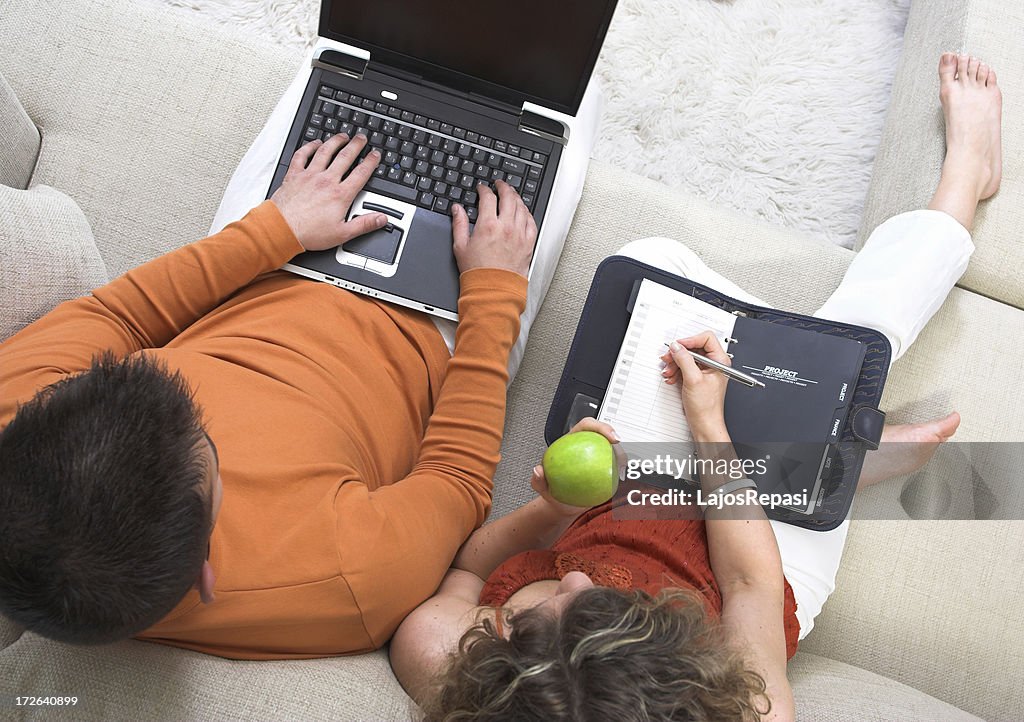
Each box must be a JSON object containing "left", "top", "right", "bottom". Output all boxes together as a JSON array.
[{"left": 479, "top": 501, "right": 801, "bottom": 659}]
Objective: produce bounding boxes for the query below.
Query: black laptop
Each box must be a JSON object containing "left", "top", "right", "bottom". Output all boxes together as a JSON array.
[{"left": 266, "top": 0, "right": 619, "bottom": 321}]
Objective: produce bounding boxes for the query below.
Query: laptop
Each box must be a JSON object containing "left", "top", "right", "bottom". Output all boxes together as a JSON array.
[{"left": 266, "top": 0, "right": 619, "bottom": 321}]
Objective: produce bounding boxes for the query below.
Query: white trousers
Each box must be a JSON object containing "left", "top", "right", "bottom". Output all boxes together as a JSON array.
[{"left": 612, "top": 210, "right": 975, "bottom": 637}]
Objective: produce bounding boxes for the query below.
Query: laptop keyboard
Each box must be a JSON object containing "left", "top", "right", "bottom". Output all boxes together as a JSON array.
[{"left": 301, "top": 83, "right": 547, "bottom": 222}]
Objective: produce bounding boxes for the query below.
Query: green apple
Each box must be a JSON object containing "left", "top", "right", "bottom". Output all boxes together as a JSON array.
[{"left": 542, "top": 430, "right": 618, "bottom": 507}]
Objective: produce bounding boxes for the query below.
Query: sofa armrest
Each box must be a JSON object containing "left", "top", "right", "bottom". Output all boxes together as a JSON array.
[{"left": 0, "top": 71, "right": 40, "bottom": 189}]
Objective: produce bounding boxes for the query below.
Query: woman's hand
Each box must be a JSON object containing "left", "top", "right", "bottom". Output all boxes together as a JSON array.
[
  {"left": 660, "top": 331, "right": 730, "bottom": 442},
  {"left": 533, "top": 417, "right": 622, "bottom": 518}
]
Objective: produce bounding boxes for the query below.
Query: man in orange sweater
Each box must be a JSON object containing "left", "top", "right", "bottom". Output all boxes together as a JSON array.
[{"left": 0, "top": 132, "right": 537, "bottom": 659}]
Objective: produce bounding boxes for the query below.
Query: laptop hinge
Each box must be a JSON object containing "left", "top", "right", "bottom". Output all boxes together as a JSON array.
[
  {"left": 313, "top": 49, "right": 368, "bottom": 80},
  {"left": 519, "top": 109, "right": 569, "bottom": 146}
]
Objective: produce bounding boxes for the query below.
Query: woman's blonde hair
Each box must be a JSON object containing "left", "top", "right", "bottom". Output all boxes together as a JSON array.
[{"left": 424, "top": 587, "right": 769, "bottom": 722}]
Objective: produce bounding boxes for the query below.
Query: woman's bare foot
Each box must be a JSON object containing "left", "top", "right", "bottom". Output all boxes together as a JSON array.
[
  {"left": 858, "top": 411, "right": 961, "bottom": 489},
  {"left": 929, "top": 53, "right": 1003, "bottom": 230}
]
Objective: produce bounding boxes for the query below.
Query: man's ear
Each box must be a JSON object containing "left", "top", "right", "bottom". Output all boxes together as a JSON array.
[{"left": 197, "top": 560, "right": 216, "bottom": 604}]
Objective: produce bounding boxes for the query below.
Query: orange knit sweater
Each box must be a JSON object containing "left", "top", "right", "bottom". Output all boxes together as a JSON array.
[{"left": 0, "top": 201, "right": 527, "bottom": 659}]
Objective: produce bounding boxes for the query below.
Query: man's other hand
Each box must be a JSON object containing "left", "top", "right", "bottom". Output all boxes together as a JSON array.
[
  {"left": 271, "top": 134, "right": 388, "bottom": 252},
  {"left": 451, "top": 180, "right": 537, "bottom": 278}
]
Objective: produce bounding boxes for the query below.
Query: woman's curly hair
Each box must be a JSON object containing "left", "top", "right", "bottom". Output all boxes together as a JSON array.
[{"left": 423, "top": 587, "right": 770, "bottom": 722}]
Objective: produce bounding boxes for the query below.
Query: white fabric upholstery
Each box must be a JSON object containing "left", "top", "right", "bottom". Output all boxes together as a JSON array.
[
  {"left": 0, "top": 184, "right": 109, "bottom": 341},
  {"left": 857, "top": 0, "right": 1024, "bottom": 309},
  {"left": 0, "top": 71, "right": 39, "bottom": 190}
]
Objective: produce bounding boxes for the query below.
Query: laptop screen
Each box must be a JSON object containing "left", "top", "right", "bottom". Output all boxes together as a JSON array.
[{"left": 320, "top": 0, "right": 618, "bottom": 116}]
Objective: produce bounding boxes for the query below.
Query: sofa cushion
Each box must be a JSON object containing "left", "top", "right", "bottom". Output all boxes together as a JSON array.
[
  {"left": 0, "top": 614, "right": 23, "bottom": 651},
  {"left": 798, "top": 520, "right": 1024, "bottom": 722},
  {"left": 0, "top": 184, "right": 109, "bottom": 341},
  {"left": 0, "top": 0, "right": 302, "bottom": 278},
  {"left": 0, "top": 635, "right": 414, "bottom": 721},
  {"left": 857, "top": 0, "right": 1024, "bottom": 309},
  {"left": 788, "top": 651, "right": 981, "bottom": 721},
  {"left": 0, "top": 71, "right": 40, "bottom": 190}
]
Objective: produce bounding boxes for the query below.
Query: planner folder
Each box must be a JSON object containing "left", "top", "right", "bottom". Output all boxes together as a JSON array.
[{"left": 545, "top": 257, "right": 892, "bottom": 531}]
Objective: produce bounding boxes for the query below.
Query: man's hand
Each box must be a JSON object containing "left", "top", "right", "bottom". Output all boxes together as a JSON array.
[
  {"left": 271, "top": 134, "right": 388, "bottom": 252},
  {"left": 661, "top": 331, "right": 731, "bottom": 441},
  {"left": 451, "top": 180, "right": 537, "bottom": 278}
]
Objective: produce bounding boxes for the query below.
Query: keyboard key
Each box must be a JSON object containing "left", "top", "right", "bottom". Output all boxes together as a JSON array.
[
  {"left": 402, "top": 171, "right": 417, "bottom": 186},
  {"left": 400, "top": 140, "right": 416, "bottom": 155},
  {"left": 374, "top": 164, "right": 386, "bottom": 178},
  {"left": 337, "top": 106, "right": 352, "bottom": 121},
  {"left": 419, "top": 192, "right": 435, "bottom": 209},
  {"left": 478, "top": 135, "right": 492, "bottom": 148},
  {"left": 466, "top": 207, "right": 478, "bottom": 222},
  {"left": 414, "top": 114, "right": 428, "bottom": 126},
  {"left": 324, "top": 117, "right": 340, "bottom": 133},
  {"left": 532, "top": 151, "right": 546, "bottom": 164},
  {"left": 472, "top": 148, "right": 488, "bottom": 163},
  {"left": 433, "top": 181, "right": 448, "bottom": 195},
  {"left": 466, "top": 131, "right": 479, "bottom": 143},
  {"left": 453, "top": 127, "right": 466, "bottom": 139},
  {"left": 382, "top": 120, "right": 396, "bottom": 135},
  {"left": 442, "top": 139, "right": 458, "bottom": 153},
  {"left": 384, "top": 150, "right": 399, "bottom": 165},
  {"left": 351, "top": 111, "right": 367, "bottom": 125},
  {"left": 506, "top": 174, "right": 523, "bottom": 189},
  {"left": 448, "top": 187, "right": 463, "bottom": 201},
  {"left": 304, "top": 126, "right": 319, "bottom": 141},
  {"left": 445, "top": 154, "right": 460, "bottom": 169},
  {"left": 388, "top": 107, "right": 402, "bottom": 119},
  {"left": 349, "top": 95, "right": 363, "bottom": 106},
  {"left": 508, "top": 144, "right": 521, "bottom": 156},
  {"left": 398, "top": 125, "right": 412, "bottom": 140},
  {"left": 460, "top": 160, "right": 475, "bottom": 174},
  {"left": 387, "top": 167, "right": 402, "bottom": 181},
  {"left": 370, "top": 131, "right": 385, "bottom": 146},
  {"left": 457, "top": 143, "right": 473, "bottom": 159},
  {"left": 322, "top": 132, "right": 334, "bottom": 142},
  {"left": 368, "top": 115, "right": 382, "bottom": 130},
  {"left": 429, "top": 165, "right": 445, "bottom": 180},
  {"left": 400, "top": 156, "right": 415, "bottom": 171},
  {"left": 418, "top": 176, "right": 432, "bottom": 192},
  {"left": 319, "top": 85, "right": 335, "bottom": 98},
  {"left": 445, "top": 169, "right": 459, "bottom": 184},
  {"left": 335, "top": 92, "right": 349, "bottom": 104},
  {"left": 528, "top": 166, "right": 542, "bottom": 181},
  {"left": 400, "top": 111, "right": 414, "bottom": 122},
  {"left": 460, "top": 174, "right": 475, "bottom": 190},
  {"left": 320, "top": 101, "right": 337, "bottom": 116},
  {"left": 502, "top": 158, "right": 527, "bottom": 175},
  {"left": 427, "top": 118, "right": 441, "bottom": 130},
  {"left": 465, "top": 190, "right": 478, "bottom": 205},
  {"left": 440, "top": 122, "right": 453, "bottom": 135},
  {"left": 522, "top": 194, "right": 535, "bottom": 206},
  {"left": 493, "top": 141, "right": 507, "bottom": 152},
  {"left": 415, "top": 145, "right": 431, "bottom": 161},
  {"left": 415, "top": 160, "right": 429, "bottom": 175},
  {"left": 310, "top": 113, "right": 324, "bottom": 128},
  {"left": 434, "top": 197, "right": 450, "bottom": 214},
  {"left": 487, "top": 153, "right": 502, "bottom": 168},
  {"left": 367, "top": 176, "right": 419, "bottom": 203},
  {"left": 339, "top": 122, "right": 354, "bottom": 135},
  {"left": 490, "top": 168, "right": 505, "bottom": 182},
  {"left": 375, "top": 102, "right": 388, "bottom": 114},
  {"left": 427, "top": 134, "right": 442, "bottom": 149},
  {"left": 362, "top": 98, "right": 375, "bottom": 110},
  {"left": 476, "top": 164, "right": 490, "bottom": 179},
  {"left": 385, "top": 137, "right": 400, "bottom": 151},
  {"left": 412, "top": 129, "right": 426, "bottom": 144},
  {"left": 431, "top": 150, "right": 445, "bottom": 164},
  {"left": 524, "top": 180, "right": 538, "bottom": 194}
]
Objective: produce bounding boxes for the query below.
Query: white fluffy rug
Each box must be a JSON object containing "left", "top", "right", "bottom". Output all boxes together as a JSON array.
[{"left": 156, "top": 0, "right": 910, "bottom": 248}]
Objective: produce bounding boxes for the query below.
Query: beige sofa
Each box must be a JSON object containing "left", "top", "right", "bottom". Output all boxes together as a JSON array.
[{"left": 1, "top": 0, "right": 1021, "bottom": 719}]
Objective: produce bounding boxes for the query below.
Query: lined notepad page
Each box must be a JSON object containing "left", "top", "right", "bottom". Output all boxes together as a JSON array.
[{"left": 598, "top": 280, "right": 737, "bottom": 443}]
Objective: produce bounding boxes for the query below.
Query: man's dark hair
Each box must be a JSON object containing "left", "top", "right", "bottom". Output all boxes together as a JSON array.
[{"left": 0, "top": 353, "right": 213, "bottom": 644}]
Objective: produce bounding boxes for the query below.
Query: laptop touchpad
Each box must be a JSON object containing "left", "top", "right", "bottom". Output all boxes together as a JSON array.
[{"left": 343, "top": 225, "right": 403, "bottom": 264}]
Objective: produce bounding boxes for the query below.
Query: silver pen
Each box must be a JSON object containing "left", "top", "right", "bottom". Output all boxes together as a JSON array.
[{"left": 663, "top": 342, "right": 766, "bottom": 389}]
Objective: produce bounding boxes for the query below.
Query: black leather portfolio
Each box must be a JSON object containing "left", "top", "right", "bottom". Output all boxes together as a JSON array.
[{"left": 545, "top": 256, "right": 892, "bottom": 531}]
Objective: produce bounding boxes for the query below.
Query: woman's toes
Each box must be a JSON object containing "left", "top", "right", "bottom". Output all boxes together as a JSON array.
[
  {"left": 956, "top": 53, "right": 971, "bottom": 81},
  {"left": 967, "top": 56, "right": 980, "bottom": 83},
  {"left": 978, "top": 63, "right": 990, "bottom": 84},
  {"left": 988, "top": 68, "right": 998, "bottom": 89},
  {"left": 939, "top": 52, "right": 957, "bottom": 83}
]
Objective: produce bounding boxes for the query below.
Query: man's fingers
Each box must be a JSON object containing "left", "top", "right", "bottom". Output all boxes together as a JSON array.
[
  {"left": 495, "top": 180, "right": 520, "bottom": 221},
  {"left": 288, "top": 139, "right": 321, "bottom": 173},
  {"left": 451, "top": 204, "right": 470, "bottom": 249},
  {"left": 477, "top": 183, "right": 497, "bottom": 221},
  {"left": 308, "top": 133, "right": 349, "bottom": 172},
  {"left": 339, "top": 212, "right": 388, "bottom": 243},
  {"left": 328, "top": 133, "right": 368, "bottom": 179},
  {"left": 342, "top": 148, "right": 381, "bottom": 191}
]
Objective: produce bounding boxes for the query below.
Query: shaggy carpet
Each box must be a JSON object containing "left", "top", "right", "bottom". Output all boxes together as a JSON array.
[{"left": 154, "top": 0, "right": 912, "bottom": 248}]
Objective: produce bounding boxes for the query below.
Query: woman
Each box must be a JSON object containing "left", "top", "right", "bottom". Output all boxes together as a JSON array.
[{"left": 389, "top": 53, "right": 1001, "bottom": 721}]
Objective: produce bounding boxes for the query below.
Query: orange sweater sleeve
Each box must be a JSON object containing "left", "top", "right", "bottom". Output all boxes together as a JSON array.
[
  {"left": 333, "top": 267, "right": 528, "bottom": 647},
  {"left": 0, "top": 202, "right": 302, "bottom": 423}
]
